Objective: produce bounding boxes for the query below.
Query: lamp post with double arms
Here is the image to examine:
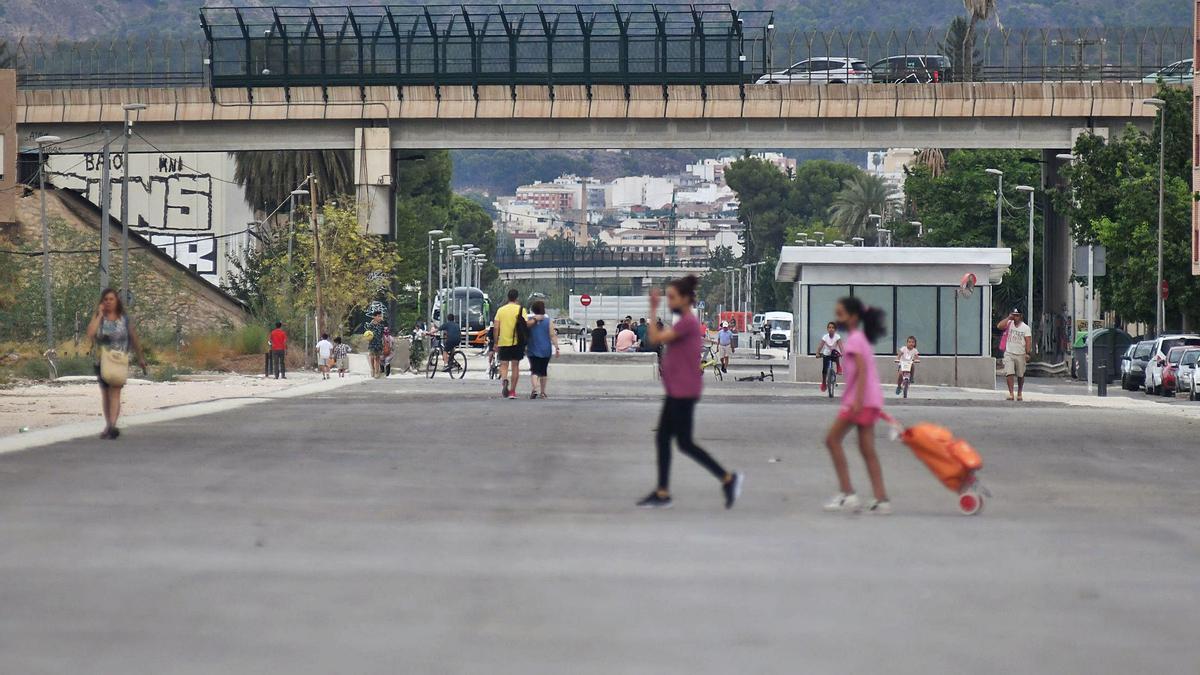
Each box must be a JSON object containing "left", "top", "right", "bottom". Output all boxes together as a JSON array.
[
  {"left": 427, "top": 229, "right": 444, "bottom": 323},
  {"left": 1143, "top": 97, "right": 1167, "bottom": 334}
]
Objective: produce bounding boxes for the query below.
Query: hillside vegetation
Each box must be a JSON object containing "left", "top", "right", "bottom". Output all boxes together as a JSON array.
[{"left": 0, "top": 0, "right": 1186, "bottom": 39}]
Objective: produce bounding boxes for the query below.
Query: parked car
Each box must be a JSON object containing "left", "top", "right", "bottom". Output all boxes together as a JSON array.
[
  {"left": 1123, "top": 340, "right": 1154, "bottom": 390},
  {"left": 870, "top": 54, "right": 953, "bottom": 83},
  {"left": 1144, "top": 335, "right": 1200, "bottom": 395},
  {"left": 1177, "top": 347, "right": 1200, "bottom": 399},
  {"left": 1160, "top": 346, "right": 1191, "bottom": 396},
  {"left": 757, "top": 57, "right": 871, "bottom": 85},
  {"left": 1142, "top": 59, "right": 1193, "bottom": 86},
  {"left": 552, "top": 316, "right": 586, "bottom": 338}
]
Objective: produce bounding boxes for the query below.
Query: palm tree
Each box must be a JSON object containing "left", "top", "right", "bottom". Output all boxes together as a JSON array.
[
  {"left": 231, "top": 150, "right": 353, "bottom": 214},
  {"left": 961, "top": 0, "right": 1000, "bottom": 81},
  {"left": 914, "top": 148, "right": 947, "bottom": 178},
  {"left": 827, "top": 173, "right": 896, "bottom": 239}
]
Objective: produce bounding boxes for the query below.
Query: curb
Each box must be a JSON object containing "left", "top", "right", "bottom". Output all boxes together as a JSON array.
[{"left": 0, "top": 376, "right": 366, "bottom": 457}]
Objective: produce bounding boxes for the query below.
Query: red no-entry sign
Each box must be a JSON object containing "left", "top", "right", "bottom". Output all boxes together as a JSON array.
[
  {"left": 580, "top": 294, "right": 592, "bottom": 307},
  {"left": 1161, "top": 280, "right": 1170, "bottom": 300}
]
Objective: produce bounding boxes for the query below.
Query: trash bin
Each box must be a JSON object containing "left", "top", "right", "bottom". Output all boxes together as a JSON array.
[
  {"left": 1071, "top": 328, "right": 1132, "bottom": 384},
  {"left": 730, "top": 333, "right": 740, "bottom": 349}
]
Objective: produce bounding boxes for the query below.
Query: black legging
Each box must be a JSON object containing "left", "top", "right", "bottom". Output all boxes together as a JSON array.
[
  {"left": 656, "top": 397, "right": 727, "bottom": 490},
  {"left": 821, "top": 353, "right": 840, "bottom": 379}
]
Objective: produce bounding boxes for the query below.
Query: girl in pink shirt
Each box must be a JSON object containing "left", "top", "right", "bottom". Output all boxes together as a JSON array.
[{"left": 823, "top": 296, "right": 891, "bottom": 515}]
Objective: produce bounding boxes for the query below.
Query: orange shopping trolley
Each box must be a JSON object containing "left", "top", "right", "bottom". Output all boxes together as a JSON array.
[{"left": 881, "top": 413, "right": 990, "bottom": 515}]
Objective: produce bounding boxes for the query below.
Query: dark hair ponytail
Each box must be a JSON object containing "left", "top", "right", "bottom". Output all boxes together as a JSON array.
[
  {"left": 667, "top": 275, "right": 699, "bottom": 304},
  {"left": 838, "top": 296, "right": 887, "bottom": 344}
]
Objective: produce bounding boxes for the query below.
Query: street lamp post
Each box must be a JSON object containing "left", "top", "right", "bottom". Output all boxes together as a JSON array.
[
  {"left": 437, "top": 237, "right": 453, "bottom": 321},
  {"left": 427, "top": 229, "right": 444, "bottom": 322},
  {"left": 1057, "top": 153, "right": 1079, "bottom": 363},
  {"left": 986, "top": 168, "right": 1004, "bottom": 247},
  {"left": 1144, "top": 97, "right": 1167, "bottom": 334},
  {"left": 36, "top": 135, "right": 62, "bottom": 358},
  {"left": 1016, "top": 185, "right": 1036, "bottom": 332},
  {"left": 120, "top": 103, "right": 146, "bottom": 307}
]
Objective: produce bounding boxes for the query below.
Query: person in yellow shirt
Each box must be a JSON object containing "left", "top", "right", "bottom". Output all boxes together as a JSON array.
[{"left": 493, "top": 288, "right": 526, "bottom": 399}]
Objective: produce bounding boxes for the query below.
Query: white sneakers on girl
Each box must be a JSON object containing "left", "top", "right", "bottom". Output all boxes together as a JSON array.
[{"left": 823, "top": 492, "right": 862, "bottom": 512}]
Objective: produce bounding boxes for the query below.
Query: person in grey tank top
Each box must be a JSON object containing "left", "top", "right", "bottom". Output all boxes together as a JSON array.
[{"left": 86, "top": 288, "right": 146, "bottom": 440}]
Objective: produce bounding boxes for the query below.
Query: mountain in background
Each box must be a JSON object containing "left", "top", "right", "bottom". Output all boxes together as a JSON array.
[{"left": 0, "top": 0, "right": 1187, "bottom": 39}]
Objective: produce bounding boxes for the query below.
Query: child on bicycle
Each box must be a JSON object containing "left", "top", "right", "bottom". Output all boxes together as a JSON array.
[
  {"left": 817, "top": 322, "right": 843, "bottom": 392},
  {"left": 822, "top": 297, "right": 891, "bottom": 515},
  {"left": 895, "top": 336, "right": 919, "bottom": 395}
]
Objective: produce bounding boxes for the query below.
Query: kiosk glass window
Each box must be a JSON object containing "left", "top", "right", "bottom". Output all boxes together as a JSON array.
[
  {"left": 938, "top": 287, "right": 983, "bottom": 356},
  {"left": 807, "top": 285, "right": 848, "bottom": 354},
  {"left": 849, "top": 286, "right": 895, "bottom": 354},
  {"left": 896, "top": 287, "right": 938, "bottom": 355}
]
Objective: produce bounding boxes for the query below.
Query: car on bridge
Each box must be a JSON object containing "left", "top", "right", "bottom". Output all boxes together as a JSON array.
[
  {"left": 870, "top": 55, "right": 953, "bottom": 83},
  {"left": 756, "top": 57, "right": 871, "bottom": 85},
  {"left": 1142, "top": 59, "right": 1193, "bottom": 86}
]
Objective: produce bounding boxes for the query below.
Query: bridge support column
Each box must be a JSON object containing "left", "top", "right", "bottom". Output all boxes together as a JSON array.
[
  {"left": 1042, "top": 149, "right": 1074, "bottom": 361},
  {"left": 354, "top": 128, "right": 393, "bottom": 236},
  {"left": 0, "top": 70, "right": 16, "bottom": 229}
]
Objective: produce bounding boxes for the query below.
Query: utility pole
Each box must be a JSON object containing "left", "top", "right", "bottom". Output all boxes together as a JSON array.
[
  {"left": 37, "top": 135, "right": 62, "bottom": 358},
  {"left": 99, "top": 129, "right": 111, "bottom": 291},
  {"left": 1142, "top": 97, "right": 1167, "bottom": 335},
  {"left": 309, "top": 176, "right": 323, "bottom": 333}
]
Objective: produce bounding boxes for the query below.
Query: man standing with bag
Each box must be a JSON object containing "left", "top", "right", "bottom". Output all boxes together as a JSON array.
[
  {"left": 997, "top": 309, "right": 1033, "bottom": 401},
  {"left": 493, "top": 288, "right": 527, "bottom": 400}
]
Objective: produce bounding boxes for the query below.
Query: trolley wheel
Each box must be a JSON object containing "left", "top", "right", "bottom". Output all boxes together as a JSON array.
[{"left": 958, "top": 491, "right": 984, "bottom": 515}]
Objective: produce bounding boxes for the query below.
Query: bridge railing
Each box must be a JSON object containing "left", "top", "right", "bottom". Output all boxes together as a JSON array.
[
  {"left": 496, "top": 249, "right": 713, "bottom": 271},
  {"left": 4, "top": 24, "right": 1192, "bottom": 89}
]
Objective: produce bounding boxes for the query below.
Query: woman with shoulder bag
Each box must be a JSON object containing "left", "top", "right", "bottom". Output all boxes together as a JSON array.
[{"left": 86, "top": 288, "right": 146, "bottom": 440}]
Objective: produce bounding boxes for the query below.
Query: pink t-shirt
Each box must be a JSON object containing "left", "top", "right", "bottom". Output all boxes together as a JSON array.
[
  {"left": 840, "top": 329, "right": 883, "bottom": 412},
  {"left": 616, "top": 329, "right": 638, "bottom": 352},
  {"left": 660, "top": 313, "right": 703, "bottom": 399}
]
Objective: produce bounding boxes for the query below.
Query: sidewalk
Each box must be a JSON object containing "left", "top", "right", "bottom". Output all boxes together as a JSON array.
[{"left": 0, "top": 369, "right": 365, "bottom": 455}]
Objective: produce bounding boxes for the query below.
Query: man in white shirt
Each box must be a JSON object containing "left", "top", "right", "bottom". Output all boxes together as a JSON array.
[
  {"left": 997, "top": 309, "right": 1033, "bottom": 401},
  {"left": 315, "top": 333, "right": 334, "bottom": 380}
]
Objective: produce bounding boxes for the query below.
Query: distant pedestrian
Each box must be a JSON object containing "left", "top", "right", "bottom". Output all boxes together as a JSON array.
[
  {"left": 269, "top": 321, "right": 288, "bottom": 379},
  {"left": 716, "top": 321, "right": 734, "bottom": 373},
  {"left": 333, "top": 336, "right": 350, "bottom": 377},
  {"left": 494, "top": 288, "right": 527, "bottom": 399},
  {"left": 997, "top": 308, "right": 1033, "bottom": 401},
  {"left": 440, "top": 313, "right": 462, "bottom": 370},
  {"left": 363, "top": 310, "right": 388, "bottom": 378},
  {"left": 525, "top": 300, "right": 560, "bottom": 399},
  {"left": 382, "top": 327, "right": 395, "bottom": 377},
  {"left": 822, "top": 296, "right": 891, "bottom": 514},
  {"left": 590, "top": 320, "right": 609, "bottom": 352},
  {"left": 635, "top": 317, "right": 649, "bottom": 350},
  {"left": 316, "top": 333, "right": 334, "bottom": 380},
  {"left": 87, "top": 288, "right": 146, "bottom": 440},
  {"left": 637, "top": 275, "right": 742, "bottom": 509},
  {"left": 616, "top": 323, "right": 639, "bottom": 352}
]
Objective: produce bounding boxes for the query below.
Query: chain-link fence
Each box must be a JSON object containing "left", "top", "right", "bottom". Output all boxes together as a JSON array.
[{"left": 3, "top": 24, "right": 1192, "bottom": 89}]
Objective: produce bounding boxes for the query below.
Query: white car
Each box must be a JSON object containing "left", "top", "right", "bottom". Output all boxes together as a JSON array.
[
  {"left": 757, "top": 57, "right": 872, "bottom": 85},
  {"left": 1179, "top": 348, "right": 1200, "bottom": 399},
  {"left": 1144, "top": 335, "right": 1200, "bottom": 395}
]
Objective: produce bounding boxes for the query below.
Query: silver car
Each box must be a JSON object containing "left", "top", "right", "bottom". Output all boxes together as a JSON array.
[{"left": 757, "top": 57, "right": 871, "bottom": 85}]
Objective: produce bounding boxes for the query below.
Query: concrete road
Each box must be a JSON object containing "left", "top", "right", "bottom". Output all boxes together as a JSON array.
[{"left": 0, "top": 378, "right": 1197, "bottom": 674}]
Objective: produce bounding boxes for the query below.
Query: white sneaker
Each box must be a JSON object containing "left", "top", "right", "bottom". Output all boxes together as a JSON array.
[
  {"left": 867, "top": 499, "right": 893, "bottom": 515},
  {"left": 823, "top": 492, "right": 862, "bottom": 512}
]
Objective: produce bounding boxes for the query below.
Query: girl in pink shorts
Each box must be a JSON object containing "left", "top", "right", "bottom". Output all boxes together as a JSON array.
[{"left": 822, "top": 296, "right": 891, "bottom": 514}]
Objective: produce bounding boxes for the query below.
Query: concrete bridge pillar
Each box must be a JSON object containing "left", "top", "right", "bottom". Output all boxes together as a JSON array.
[
  {"left": 0, "top": 70, "right": 16, "bottom": 229},
  {"left": 354, "top": 128, "right": 392, "bottom": 236},
  {"left": 1042, "top": 149, "right": 1074, "bottom": 360}
]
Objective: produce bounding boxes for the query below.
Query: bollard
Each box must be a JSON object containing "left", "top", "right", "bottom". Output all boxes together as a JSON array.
[
  {"left": 265, "top": 351, "right": 272, "bottom": 377},
  {"left": 1097, "top": 364, "right": 1107, "bottom": 397}
]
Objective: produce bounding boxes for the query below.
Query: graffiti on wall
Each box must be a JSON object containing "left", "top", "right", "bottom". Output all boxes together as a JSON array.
[{"left": 48, "top": 152, "right": 242, "bottom": 284}]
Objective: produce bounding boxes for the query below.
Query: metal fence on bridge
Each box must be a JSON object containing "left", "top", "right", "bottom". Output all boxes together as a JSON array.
[{"left": 4, "top": 19, "right": 1193, "bottom": 89}]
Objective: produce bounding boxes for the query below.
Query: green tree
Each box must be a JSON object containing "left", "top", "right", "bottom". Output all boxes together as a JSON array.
[
  {"left": 827, "top": 173, "right": 897, "bottom": 239},
  {"left": 1054, "top": 86, "right": 1196, "bottom": 328},
  {"left": 904, "top": 148, "right": 1042, "bottom": 318},
  {"left": 941, "top": 16, "right": 982, "bottom": 82},
  {"left": 961, "top": 0, "right": 1000, "bottom": 82},
  {"left": 231, "top": 150, "right": 353, "bottom": 213}
]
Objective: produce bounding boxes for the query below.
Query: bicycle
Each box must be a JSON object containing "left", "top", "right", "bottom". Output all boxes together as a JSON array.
[
  {"left": 896, "top": 359, "right": 919, "bottom": 399},
  {"left": 824, "top": 350, "right": 841, "bottom": 398},
  {"left": 425, "top": 335, "right": 467, "bottom": 379},
  {"left": 736, "top": 366, "right": 775, "bottom": 382},
  {"left": 701, "top": 344, "right": 724, "bottom": 382},
  {"left": 487, "top": 350, "right": 499, "bottom": 380}
]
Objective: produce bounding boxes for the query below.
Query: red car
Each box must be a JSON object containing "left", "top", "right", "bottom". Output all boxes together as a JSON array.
[{"left": 1161, "top": 346, "right": 1194, "bottom": 396}]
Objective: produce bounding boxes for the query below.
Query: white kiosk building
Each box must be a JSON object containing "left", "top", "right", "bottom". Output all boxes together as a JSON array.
[{"left": 775, "top": 247, "right": 1013, "bottom": 390}]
